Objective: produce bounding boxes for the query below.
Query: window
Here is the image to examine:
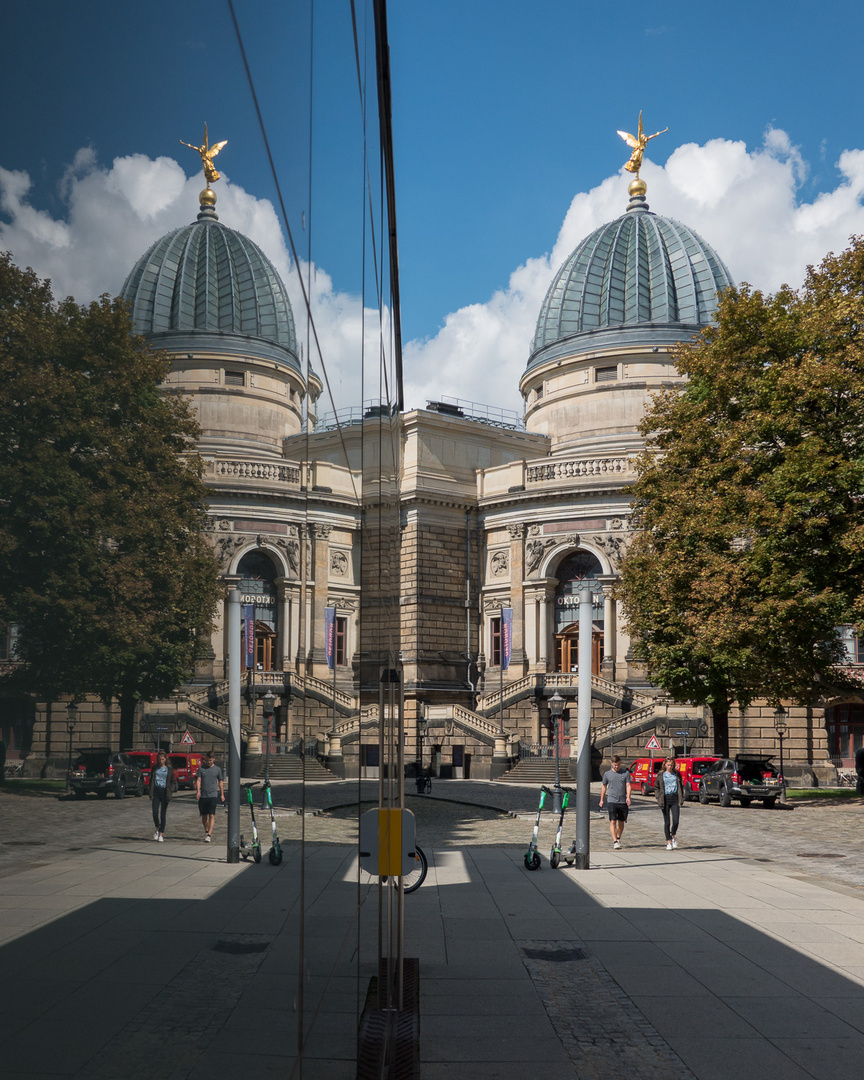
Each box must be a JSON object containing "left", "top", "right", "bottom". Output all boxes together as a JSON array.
[
  {"left": 838, "top": 625, "right": 862, "bottom": 664},
  {"left": 225, "top": 370, "right": 245, "bottom": 386},
  {"left": 0, "top": 624, "right": 19, "bottom": 661},
  {"left": 335, "top": 616, "right": 348, "bottom": 666},
  {"left": 490, "top": 616, "right": 502, "bottom": 667},
  {"left": 595, "top": 365, "right": 617, "bottom": 382}
]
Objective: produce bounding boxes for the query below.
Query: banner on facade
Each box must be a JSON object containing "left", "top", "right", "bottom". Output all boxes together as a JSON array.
[
  {"left": 325, "top": 606, "right": 336, "bottom": 670},
  {"left": 501, "top": 607, "right": 513, "bottom": 670},
  {"left": 243, "top": 605, "right": 255, "bottom": 670}
]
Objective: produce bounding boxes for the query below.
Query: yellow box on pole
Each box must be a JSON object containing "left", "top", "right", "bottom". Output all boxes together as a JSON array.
[{"left": 358, "top": 808, "right": 416, "bottom": 877}]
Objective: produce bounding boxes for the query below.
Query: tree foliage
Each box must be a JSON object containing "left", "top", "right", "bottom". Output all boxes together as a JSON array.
[
  {"left": 617, "top": 238, "right": 864, "bottom": 715},
  {"left": 0, "top": 253, "right": 223, "bottom": 747}
]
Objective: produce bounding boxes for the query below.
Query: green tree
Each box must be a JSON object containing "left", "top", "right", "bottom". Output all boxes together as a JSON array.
[
  {"left": 617, "top": 238, "right": 864, "bottom": 738},
  {"left": 0, "top": 253, "right": 222, "bottom": 749}
]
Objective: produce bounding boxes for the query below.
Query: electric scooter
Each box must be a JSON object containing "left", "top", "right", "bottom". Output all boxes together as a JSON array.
[
  {"left": 524, "top": 785, "right": 551, "bottom": 870},
  {"left": 239, "top": 781, "right": 261, "bottom": 863},
  {"left": 549, "top": 787, "right": 573, "bottom": 869},
  {"left": 262, "top": 779, "right": 283, "bottom": 865}
]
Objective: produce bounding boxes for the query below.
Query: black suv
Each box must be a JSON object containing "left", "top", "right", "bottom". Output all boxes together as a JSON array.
[
  {"left": 698, "top": 755, "right": 782, "bottom": 808},
  {"left": 68, "top": 749, "right": 145, "bottom": 799}
]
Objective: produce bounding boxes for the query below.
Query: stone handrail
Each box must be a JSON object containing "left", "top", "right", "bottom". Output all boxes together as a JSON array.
[
  {"left": 207, "top": 458, "right": 301, "bottom": 484},
  {"left": 592, "top": 703, "right": 657, "bottom": 743},
  {"left": 299, "top": 673, "right": 356, "bottom": 711},
  {"left": 526, "top": 457, "right": 635, "bottom": 483},
  {"left": 424, "top": 703, "right": 500, "bottom": 745},
  {"left": 477, "top": 674, "right": 537, "bottom": 713},
  {"left": 544, "top": 672, "right": 652, "bottom": 708}
]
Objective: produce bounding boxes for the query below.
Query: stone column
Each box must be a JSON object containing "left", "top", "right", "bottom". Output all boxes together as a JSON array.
[
  {"left": 598, "top": 576, "right": 617, "bottom": 681},
  {"left": 309, "top": 523, "right": 331, "bottom": 670},
  {"left": 538, "top": 594, "right": 549, "bottom": 668},
  {"left": 507, "top": 524, "right": 527, "bottom": 675},
  {"left": 274, "top": 578, "right": 291, "bottom": 672}
]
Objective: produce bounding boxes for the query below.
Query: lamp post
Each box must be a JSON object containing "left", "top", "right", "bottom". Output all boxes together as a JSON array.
[
  {"left": 774, "top": 706, "right": 788, "bottom": 805},
  {"left": 548, "top": 691, "right": 565, "bottom": 816},
  {"left": 416, "top": 715, "right": 427, "bottom": 793},
  {"left": 65, "top": 702, "right": 78, "bottom": 793},
  {"left": 262, "top": 689, "right": 276, "bottom": 786}
]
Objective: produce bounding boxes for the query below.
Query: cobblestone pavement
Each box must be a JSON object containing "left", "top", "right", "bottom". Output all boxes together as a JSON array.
[{"left": 2, "top": 781, "right": 862, "bottom": 892}]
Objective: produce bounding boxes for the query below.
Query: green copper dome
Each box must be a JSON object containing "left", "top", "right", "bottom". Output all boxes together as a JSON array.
[
  {"left": 120, "top": 198, "right": 299, "bottom": 370},
  {"left": 528, "top": 193, "right": 732, "bottom": 370}
]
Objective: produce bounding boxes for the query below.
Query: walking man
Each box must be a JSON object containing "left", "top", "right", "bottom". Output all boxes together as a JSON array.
[
  {"left": 598, "top": 755, "right": 632, "bottom": 849},
  {"left": 195, "top": 751, "right": 225, "bottom": 843}
]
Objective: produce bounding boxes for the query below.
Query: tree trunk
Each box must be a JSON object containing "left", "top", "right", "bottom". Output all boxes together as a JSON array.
[
  {"left": 118, "top": 694, "right": 137, "bottom": 751},
  {"left": 712, "top": 707, "right": 730, "bottom": 757}
]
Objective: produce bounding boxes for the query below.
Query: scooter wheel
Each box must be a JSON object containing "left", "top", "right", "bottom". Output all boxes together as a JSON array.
[
  {"left": 269, "top": 849, "right": 283, "bottom": 866},
  {"left": 253, "top": 847, "right": 262, "bottom": 864},
  {"left": 524, "top": 852, "right": 541, "bottom": 871},
  {"left": 550, "top": 852, "right": 561, "bottom": 869},
  {"left": 564, "top": 855, "right": 574, "bottom": 866}
]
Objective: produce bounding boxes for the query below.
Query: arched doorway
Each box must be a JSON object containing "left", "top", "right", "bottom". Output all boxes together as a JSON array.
[
  {"left": 553, "top": 550, "right": 604, "bottom": 675},
  {"left": 236, "top": 550, "right": 279, "bottom": 673}
]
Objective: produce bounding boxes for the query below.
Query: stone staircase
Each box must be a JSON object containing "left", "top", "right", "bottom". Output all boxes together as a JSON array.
[
  {"left": 498, "top": 758, "right": 574, "bottom": 784},
  {"left": 253, "top": 755, "right": 336, "bottom": 781}
]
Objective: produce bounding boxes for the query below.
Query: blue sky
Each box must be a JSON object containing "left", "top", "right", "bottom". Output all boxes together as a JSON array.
[{"left": 3, "top": 1, "right": 864, "bottom": 412}]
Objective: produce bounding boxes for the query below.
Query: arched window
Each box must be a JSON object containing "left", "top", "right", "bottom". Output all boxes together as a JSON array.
[
  {"left": 237, "top": 551, "right": 279, "bottom": 672},
  {"left": 553, "top": 550, "right": 604, "bottom": 674}
]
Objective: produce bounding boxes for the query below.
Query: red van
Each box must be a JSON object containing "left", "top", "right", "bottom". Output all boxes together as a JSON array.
[
  {"left": 629, "top": 755, "right": 720, "bottom": 800},
  {"left": 628, "top": 757, "right": 665, "bottom": 795},
  {"left": 124, "top": 750, "right": 159, "bottom": 787},
  {"left": 168, "top": 752, "right": 202, "bottom": 790}
]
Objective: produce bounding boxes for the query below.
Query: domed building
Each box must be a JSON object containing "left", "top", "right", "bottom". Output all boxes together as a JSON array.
[{"left": 21, "top": 170, "right": 832, "bottom": 785}]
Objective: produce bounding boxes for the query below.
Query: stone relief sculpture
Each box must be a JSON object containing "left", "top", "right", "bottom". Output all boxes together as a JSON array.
[
  {"left": 273, "top": 537, "right": 300, "bottom": 575},
  {"left": 593, "top": 534, "right": 629, "bottom": 569},
  {"left": 215, "top": 534, "right": 248, "bottom": 568},
  {"left": 490, "top": 551, "right": 509, "bottom": 577},
  {"left": 330, "top": 551, "right": 349, "bottom": 577},
  {"left": 526, "top": 538, "right": 556, "bottom": 574}
]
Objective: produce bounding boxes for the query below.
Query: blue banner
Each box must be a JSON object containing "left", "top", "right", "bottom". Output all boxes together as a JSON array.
[
  {"left": 325, "top": 607, "right": 336, "bottom": 669},
  {"left": 501, "top": 607, "right": 513, "bottom": 670},
  {"left": 243, "top": 605, "right": 255, "bottom": 669}
]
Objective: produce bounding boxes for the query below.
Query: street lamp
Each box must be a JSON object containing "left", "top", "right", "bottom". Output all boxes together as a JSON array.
[
  {"left": 548, "top": 691, "right": 565, "bottom": 816},
  {"left": 65, "top": 702, "right": 78, "bottom": 793},
  {"left": 774, "top": 705, "right": 788, "bottom": 806},
  {"left": 262, "top": 690, "right": 276, "bottom": 785}
]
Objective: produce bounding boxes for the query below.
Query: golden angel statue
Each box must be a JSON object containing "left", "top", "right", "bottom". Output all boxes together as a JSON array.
[
  {"left": 617, "top": 112, "right": 667, "bottom": 178},
  {"left": 180, "top": 124, "right": 228, "bottom": 186}
]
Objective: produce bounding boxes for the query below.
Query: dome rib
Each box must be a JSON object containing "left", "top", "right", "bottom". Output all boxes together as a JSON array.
[{"left": 528, "top": 205, "right": 732, "bottom": 369}]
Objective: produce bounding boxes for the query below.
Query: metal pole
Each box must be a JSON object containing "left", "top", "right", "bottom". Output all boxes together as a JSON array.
[
  {"left": 574, "top": 587, "right": 593, "bottom": 869},
  {"left": 227, "top": 591, "right": 241, "bottom": 863},
  {"left": 499, "top": 663, "right": 504, "bottom": 734}
]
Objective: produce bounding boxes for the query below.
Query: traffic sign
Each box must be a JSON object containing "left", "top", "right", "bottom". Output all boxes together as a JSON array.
[
  {"left": 181, "top": 730, "right": 195, "bottom": 745},
  {"left": 645, "top": 735, "right": 661, "bottom": 750}
]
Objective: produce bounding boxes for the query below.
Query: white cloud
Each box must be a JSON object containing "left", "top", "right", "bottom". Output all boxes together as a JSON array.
[{"left": 4, "top": 131, "right": 864, "bottom": 418}]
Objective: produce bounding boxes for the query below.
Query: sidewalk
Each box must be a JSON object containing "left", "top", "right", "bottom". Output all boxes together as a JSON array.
[{"left": 1, "top": 800, "right": 864, "bottom": 1078}]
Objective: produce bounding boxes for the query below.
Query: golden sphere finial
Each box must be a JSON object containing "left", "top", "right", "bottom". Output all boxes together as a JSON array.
[
  {"left": 628, "top": 178, "right": 647, "bottom": 199},
  {"left": 200, "top": 187, "right": 217, "bottom": 207}
]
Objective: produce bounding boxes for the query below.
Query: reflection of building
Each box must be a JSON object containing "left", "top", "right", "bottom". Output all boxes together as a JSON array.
[{"left": 12, "top": 178, "right": 855, "bottom": 783}]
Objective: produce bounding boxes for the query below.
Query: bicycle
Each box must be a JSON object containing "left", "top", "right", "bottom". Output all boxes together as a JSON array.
[{"left": 383, "top": 844, "right": 428, "bottom": 893}]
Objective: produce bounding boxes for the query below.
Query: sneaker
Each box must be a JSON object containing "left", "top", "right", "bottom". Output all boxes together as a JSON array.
[
  {"left": 204, "top": 834, "right": 211, "bottom": 843},
  {"left": 613, "top": 840, "right": 621, "bottom": 849},
  {"left": 672, "top": 837, "right": 678, "bottom": 849},
  {"left": 153, "top": 830, "right": 160, "bottom": 841},
  {"left": 157, "top": 834, "right": 164, "bottom": 843},
  {"left": 666, "top": 841, "right": 673, "bottom": 850}
]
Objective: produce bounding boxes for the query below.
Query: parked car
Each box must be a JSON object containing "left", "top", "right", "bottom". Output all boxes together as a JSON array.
[
  {"left": 68, "top": 749, "right": 145, "bottom": 799},
  {"left": 680, "top": 756, "right": 721, "bottom": 799},
  {"left": 699, "top": 755, "right": 782, "bottom": 807},
  {"left": 168, "top": 752, "right": 202, "bottom": 790}
]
